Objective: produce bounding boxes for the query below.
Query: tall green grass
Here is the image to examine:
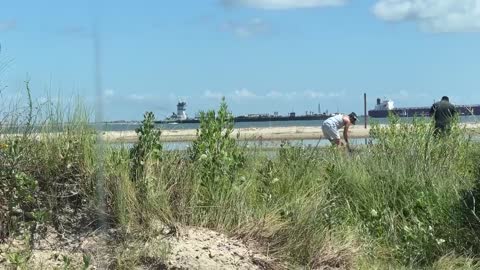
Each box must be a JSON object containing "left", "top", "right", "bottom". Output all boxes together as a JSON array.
[{"left": 1, "top": 91, "right": 480, "bottom": 269}]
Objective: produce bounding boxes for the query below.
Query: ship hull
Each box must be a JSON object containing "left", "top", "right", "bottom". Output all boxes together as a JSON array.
[
  {"left": 368, "top": 105, "right": 480, "bottom": 118},
  {"left": 156, "top": 114, "right": 331, "bottom": 124}
]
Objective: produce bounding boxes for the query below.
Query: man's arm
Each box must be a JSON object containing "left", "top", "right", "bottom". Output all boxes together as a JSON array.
[
  {"left": 450, "top": 104, "right": 458, "bottom": 116},
  {"left": 343, "top": 124, "right": 353, "bottom": 151},
  {"left": 343, "top": 115, "right": 352, "bottom": 146},
  {"left": 430, "top": 104, "right": 436, "bottom": 117},
  {"left": 343, "top": 125, "right": 350, "bottom": 145},
  {"left": 342, "top": 115, "right": 352, "bottom": 144}
]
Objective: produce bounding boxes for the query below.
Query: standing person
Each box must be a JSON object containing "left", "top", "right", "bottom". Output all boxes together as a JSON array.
[
  {"left": 322, "top": 112, "right": 358, "bottom": 150},
  {"left": 430, "top": 96, "right": 457, "bottom": 135}
]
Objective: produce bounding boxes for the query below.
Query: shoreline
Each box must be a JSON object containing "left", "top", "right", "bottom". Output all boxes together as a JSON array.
[
  {"left": 102, "top": 126, "right": 370, "bottom": 143},
  {"left": 101, "top": 123, "right": 480, "bottom": 143}
]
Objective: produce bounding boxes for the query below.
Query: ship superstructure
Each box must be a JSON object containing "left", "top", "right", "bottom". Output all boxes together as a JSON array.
[
  {"left": 176, "top": 101, "right": 187, "bottom": 120},
  {"left": 165, "top": 101, "right": 189, "bottom": 122},
  {"left": 374, "top": 98, "right": 394, "bottom": 111}
]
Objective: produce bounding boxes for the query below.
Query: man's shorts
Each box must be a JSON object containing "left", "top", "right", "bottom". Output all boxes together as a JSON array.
[{"left": 322, "top": 123, "right": 340, "bottom": 141}]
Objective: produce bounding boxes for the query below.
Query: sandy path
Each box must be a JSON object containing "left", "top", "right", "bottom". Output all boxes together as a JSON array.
[{"left": 102, "top": 126, "right": 369, "bottom": 143}]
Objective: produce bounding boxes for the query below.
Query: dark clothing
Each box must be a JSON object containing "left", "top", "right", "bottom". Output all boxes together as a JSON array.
[{"left": 430, "top": 100, "right": 457, "bottom": 134}]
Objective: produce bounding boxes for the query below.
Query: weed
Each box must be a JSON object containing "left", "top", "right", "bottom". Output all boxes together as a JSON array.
[
  {"left": 81, "top": 253, "right": 92, "bottom": 270},
  {"left": 7, "top": 249, "right": 32, "bottom": 269},
  {"left": 130, "top": 111, "right": 162, "bottom": 182},
  {"left": 128, "top": 111, "right": 165, "bottom": 224},
  {"left": 189, "top": 97, "right": 245, "bottom": 205},
  {"left": 61, "top": 254, "right": 72, "bottom": 270}
]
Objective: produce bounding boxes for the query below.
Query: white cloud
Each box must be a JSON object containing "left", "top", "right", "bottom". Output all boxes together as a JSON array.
[
  {"left": 266, "top": 90, "right": 284, "bottom": 98},
  {"left": 204, "top": 90, "right": 224, "bottom": 99},
  {"left": 221, "top": 18, "right": 269, "bottom": 38},
  {"left": 284, "top": 91, "right": 297, "bottom": 99},
  {"left": 373, "top": 0, "right": 480, "bottom": 32},
  {"left": 234, "top": 88, "right": 257, "bottom": 97},
  {"left": 201, "top": 89, "right": 347, "bottom": 101},
  {"left": 104, "top": 89, "right": 115, "bottom": 98},
  {"left": 304, "top": 90, "right": 325, "bottom": 98},
  {"left": 327, "top": 91, "right": 346, "bottom": 97},
  {"left": 0, "top": 20, "right": 16, "bottom": 32},
  {"left": 128, "top": 94, "right": 145, "bottom": 101},
  {"left": 222, "top": 0, "right": 346, "bottom": 9}
]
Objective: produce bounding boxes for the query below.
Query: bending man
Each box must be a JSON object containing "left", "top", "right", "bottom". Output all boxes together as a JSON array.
[{"left": 322, "top": 112, "right": 358, "bottom": 150}]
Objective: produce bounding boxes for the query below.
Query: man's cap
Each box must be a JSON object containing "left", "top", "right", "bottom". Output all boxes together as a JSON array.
[{"left": 348, "top": 112, "right": 358, "bottom": 123}]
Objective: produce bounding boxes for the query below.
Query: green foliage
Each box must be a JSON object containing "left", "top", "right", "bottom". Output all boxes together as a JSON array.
[
  {"left": 0, "top": 84, "right": 43, "bottom": 240},
  {"left": 189, "top": 97, "right": 245, "bottom": 204},
  {"left": 1, "top": 139, "right": 38, "bottom": 211},
  {"left": 0, "top": 83, "right": 96, "bottom": 243},
  {"left": 128, "top": 111, "right": 166, "bottom": 224},
  {"left": 335, "top": 116, "right": 478, "bottom": 265},
  {"left": 130, "top": 111, "right": 162, "bottom": 182},
  {"left": 62, "top": 254, "right": 73, "bottom": 270},
  {"left": 105, "top": 147, "right": 139, "bottom": 226},
  {"left": 7, "top": 249, "right": 32, "bottom": 269},
  {"left": 81, "top": 253, "right": 92, "bottom": 270}
]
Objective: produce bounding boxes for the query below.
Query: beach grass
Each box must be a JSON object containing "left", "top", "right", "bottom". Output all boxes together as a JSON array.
[{"left": 1, "top": 92, "right": 480, "bottom": 269}]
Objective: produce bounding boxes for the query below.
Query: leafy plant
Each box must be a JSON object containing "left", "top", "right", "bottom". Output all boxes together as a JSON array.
[
  {"left": 339, "top": 116, "right": 477, "bottom": 264},
  {"left": 128, "top": 111, "right": 164, "bottom": 224},
  {"left": 191, "top": 97, "right": 244, "bottom": 176},
  {"left": 130, "top": 111, "right": 162, "bottom": 182},
  {"left": 7, "top": 250, "right": 32, "bottom": 269},
  {"left": 82, "top": 253, "right": 92, "bottom": 270},
  {"left": 0, "top": 129, "right": 41, "bottom": 243},
  {"left": 189, "top": 97, "right": 245, "bottom": 204},
  {"left": 62, "top": 254, "right": 72, "bottom": 270}
]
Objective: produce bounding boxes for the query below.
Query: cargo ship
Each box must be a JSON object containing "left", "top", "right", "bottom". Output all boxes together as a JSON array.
[
  {"left": 368, "top": 98, "right": 480, "bottom": 118},
  {"left": 157, "top": 101, "right": 333, "bottom": 124}
]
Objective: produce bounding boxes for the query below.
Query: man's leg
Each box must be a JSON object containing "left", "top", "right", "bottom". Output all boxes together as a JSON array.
[
  {"left": 330, "top": 138, "right": 341, "bottom": 145},
  {"left": 322, "top": 125, "right": 340, "bottom": 144},
  {"left": 434, "top": 124, "right": 446, "bottom": 137},
  {"left": 326, "top": 129, "right": 342, "bottom": 146}
]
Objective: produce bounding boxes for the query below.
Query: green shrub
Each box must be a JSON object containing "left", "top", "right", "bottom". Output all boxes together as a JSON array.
[
  {"left": 189, "top": 98, "right": 245, "bottom": 205},
  {"left": 128, "top": 111, "right": 164, "bottom": 224},
  {"left": 0, "top": 82, "right": 45, "bottom": 241},
  {"left": 331, "top": 116, "right": 478, "bottom": 265},
  {"left": 130, "top": 111, "right": 162, "bottom": 182}
]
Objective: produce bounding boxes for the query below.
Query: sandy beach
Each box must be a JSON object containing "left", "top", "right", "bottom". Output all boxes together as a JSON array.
[
  {"left": 102, "top": 126, "right": 349, "bottom": 143},
  {"left": 101, "top": 123, "right": 480, "bottom": 143}
]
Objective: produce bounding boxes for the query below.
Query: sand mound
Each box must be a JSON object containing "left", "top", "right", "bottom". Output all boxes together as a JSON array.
[{"left": 163, "top": 226, "right": 277, "bottom": 270}]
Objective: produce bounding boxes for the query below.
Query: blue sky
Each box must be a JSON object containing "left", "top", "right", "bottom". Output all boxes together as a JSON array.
[{"left": 1, "top": 0, "right": 480, "bottom": 121}]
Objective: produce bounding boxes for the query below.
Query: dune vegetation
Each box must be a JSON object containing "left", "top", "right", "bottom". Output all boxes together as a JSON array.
[{"left": 1, "top": 88, "right": 480, "bottom": 269}]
